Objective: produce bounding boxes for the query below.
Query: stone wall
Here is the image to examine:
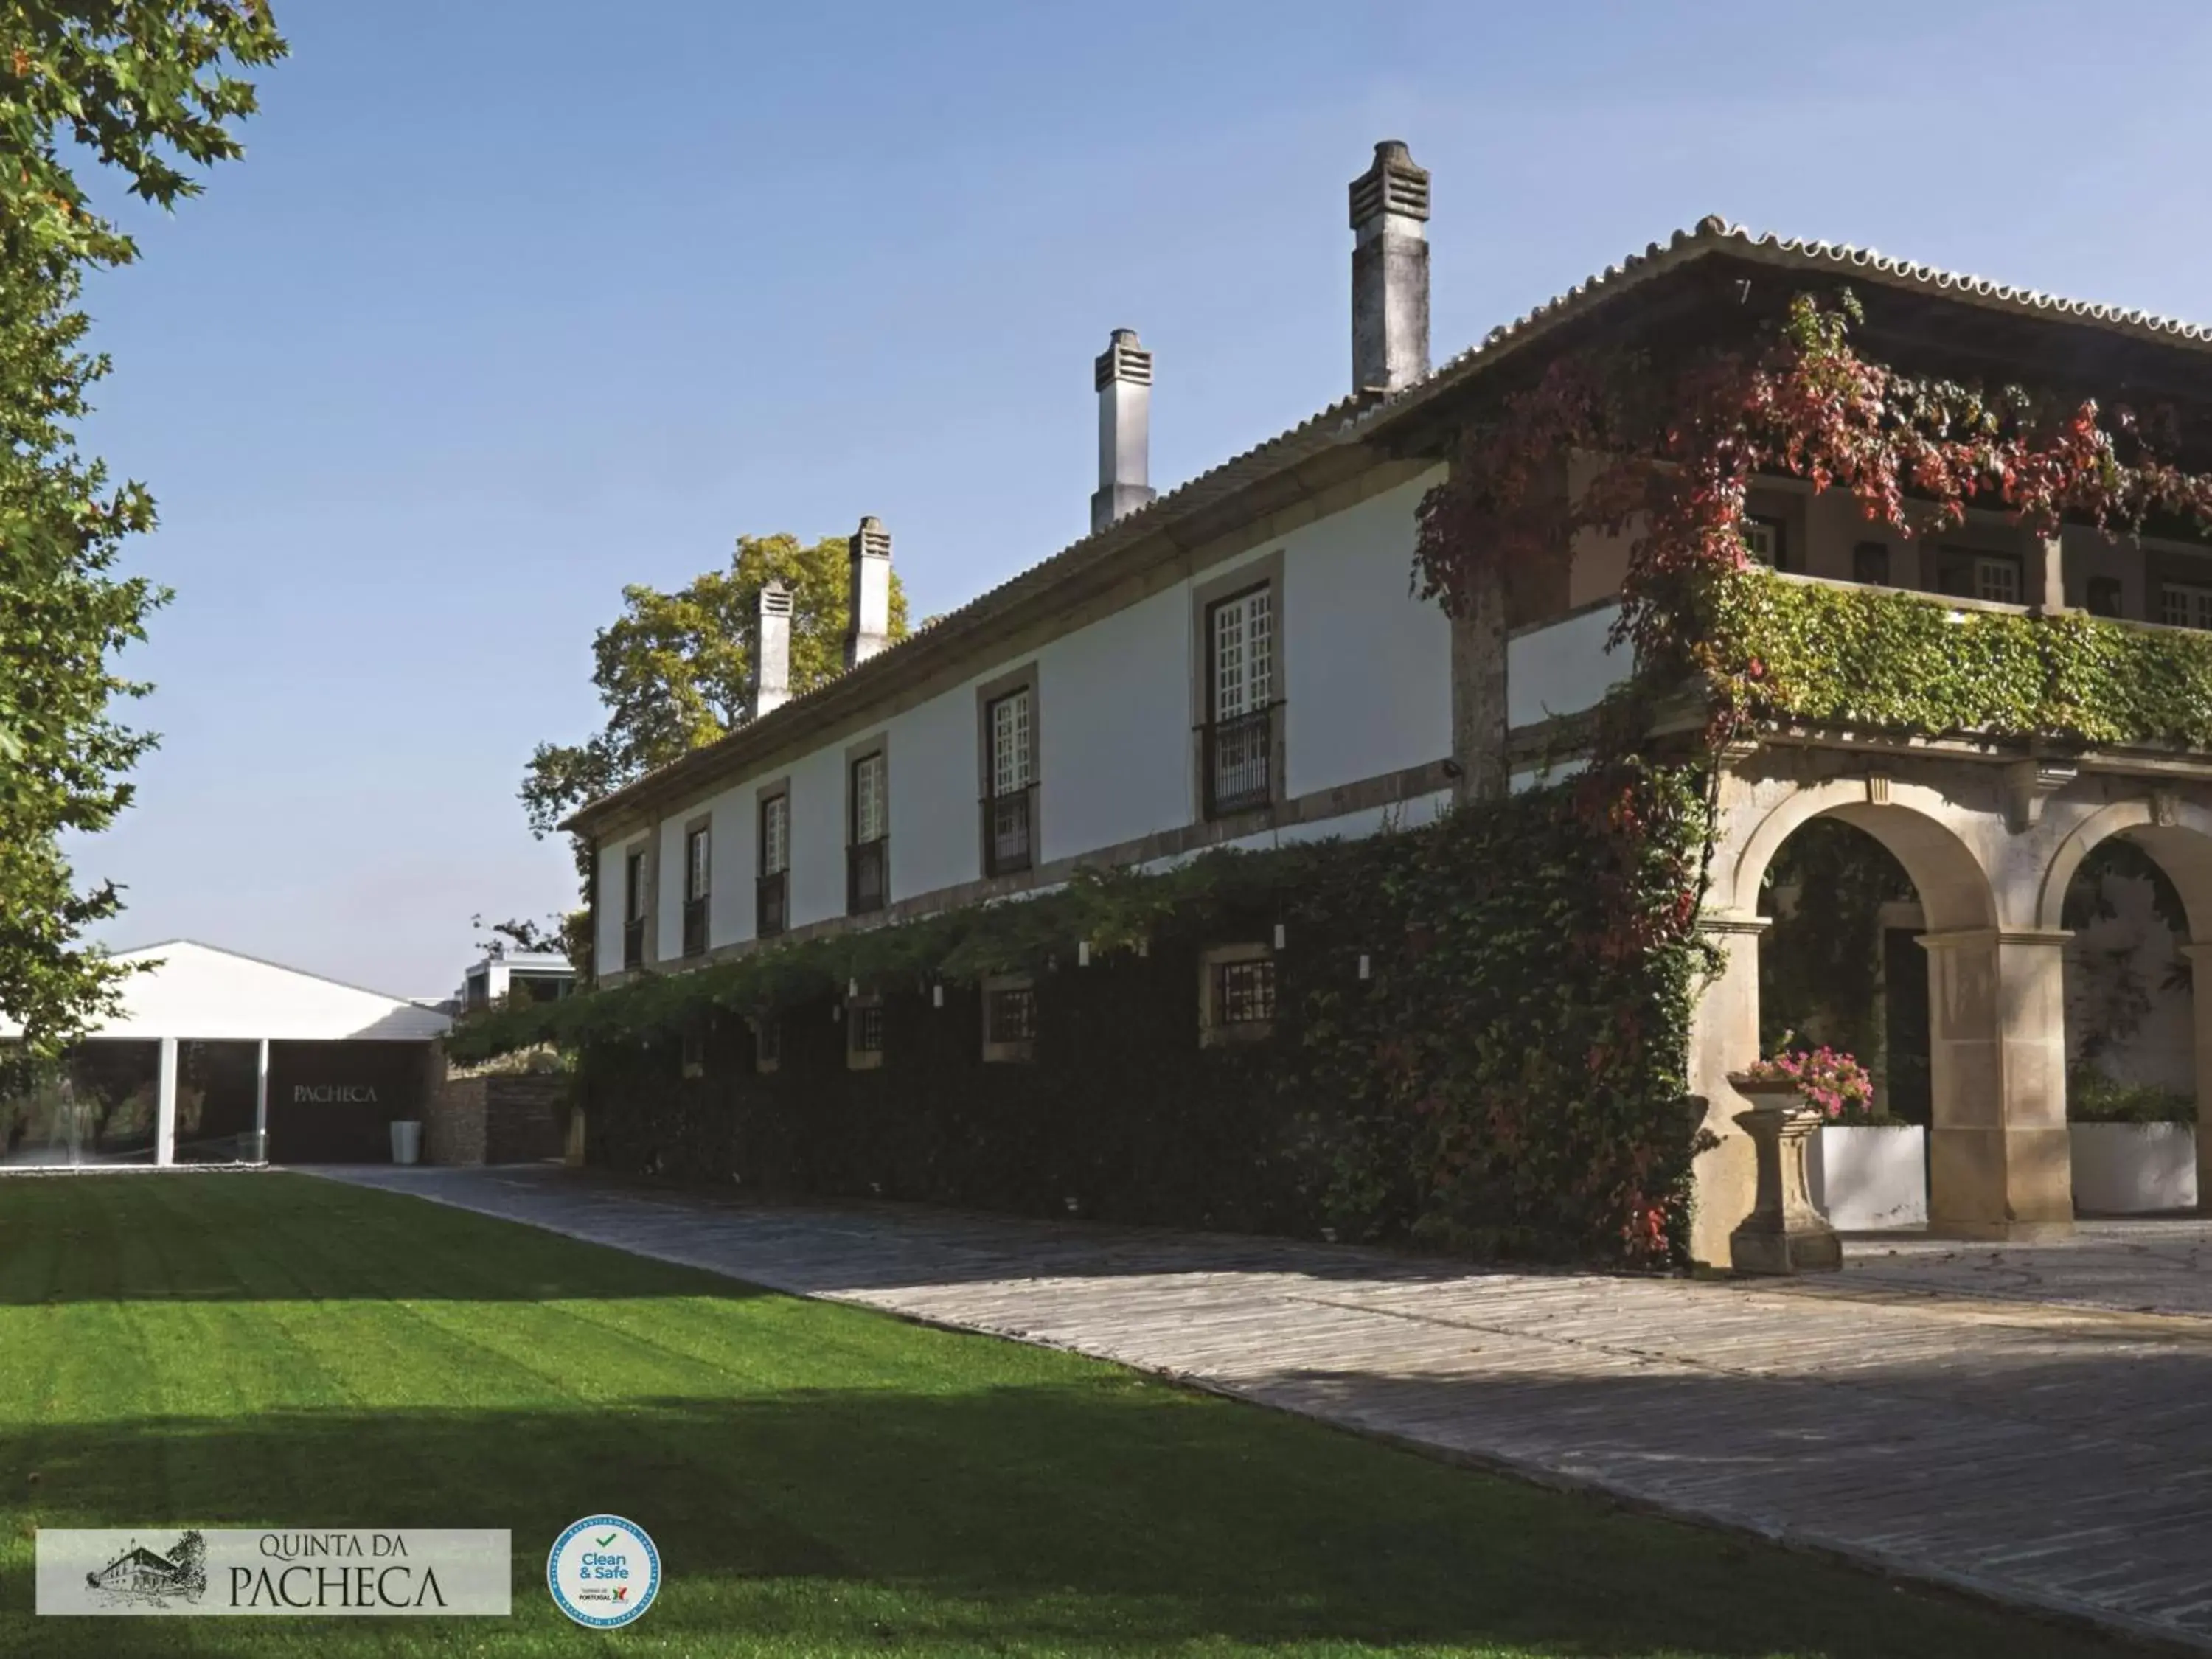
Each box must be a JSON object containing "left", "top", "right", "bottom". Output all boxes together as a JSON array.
[{"left": 427, "top": 1074, "right": 566, "bottom": 1166}]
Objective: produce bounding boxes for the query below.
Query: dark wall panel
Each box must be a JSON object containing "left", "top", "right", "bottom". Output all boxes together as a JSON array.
[{"left": 265, "top": 1041, "right": 431, "bottom": 1163}]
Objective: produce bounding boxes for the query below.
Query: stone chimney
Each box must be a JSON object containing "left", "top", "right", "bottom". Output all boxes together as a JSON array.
[
  {"left": 1091, "top": 327, "right": 1155, "bottom": 532},
  {"left": 844, "top": 515, "right": 892, "bottom": 671},
  {"left": 751, "top": 579, "right": 793, "bottom": 718},
  {"left": 1349, "top": 139, "right": 1430, "bottom": 396}
]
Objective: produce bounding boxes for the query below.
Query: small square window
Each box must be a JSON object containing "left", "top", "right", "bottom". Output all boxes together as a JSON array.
[
  {"left": 1199, "top": 945, "right": 1276, "bottom": 1046},
  {"left": 989, "top": 986, "right": 1037, "bottom": 1043},
  {"left": 1216, "top": 959, "right": 1276, "bottom": 1026},
  {"left": 1742, "top": 516, "right": 1786, "bottom": 571},
  {"left": 982, "top": 977, "right": 1037, "bottom": 1062},
  {"left": 2087, "top": 576, "right": 2124, "bottom": 619},
  {"left": 847, "top": 998, "right": 885, "bottom": 1070},
  {"left": 1851, "top": 541, "right": 1890, "bottom": 585}
]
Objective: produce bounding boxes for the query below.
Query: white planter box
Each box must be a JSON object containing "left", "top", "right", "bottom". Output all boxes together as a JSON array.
[
  {"left": 1807, "top": 1125, "right": 1927, "bottom": 1230},
  {"left": 2069, "top": 1122, "right": 2197, "bottom": 1214}
]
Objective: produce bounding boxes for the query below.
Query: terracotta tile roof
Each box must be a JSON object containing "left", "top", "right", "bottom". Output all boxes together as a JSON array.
[{"left": 567, "top": 217, "right": 2212, "bottom": 833}]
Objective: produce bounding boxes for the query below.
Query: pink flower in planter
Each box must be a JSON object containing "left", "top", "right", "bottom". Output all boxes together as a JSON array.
[{"left": 1736, "top": 1033, "right": 1878, "bottom": 1121}]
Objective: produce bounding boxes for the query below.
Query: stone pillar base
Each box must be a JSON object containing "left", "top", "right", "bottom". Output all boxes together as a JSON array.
[
  {"left": 1730, "top": 1220, "right": 1845, "bottom": 1275},
  {"left": 1727, "top": 1101, "right": 1842, "bottom": 1276}
]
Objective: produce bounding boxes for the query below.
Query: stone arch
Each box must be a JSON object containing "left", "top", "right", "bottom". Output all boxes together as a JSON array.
[
  {"left": 1719, "top": 777, "right": 1998, "bottom": 932},
  {"left": 1691, "top": 771, "right": 2065, "bottom": 1262},
  {"left": 2037, "top": 795, "right": 2212, "bottom": 1214},
  {"left": 2035, "top": 796, "right": 2212, "bottom": 940}
]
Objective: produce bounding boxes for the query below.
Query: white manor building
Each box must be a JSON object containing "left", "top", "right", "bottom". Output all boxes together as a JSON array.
[{"left": 568, "top": 141, "right": 2212, "bottom": 1264}]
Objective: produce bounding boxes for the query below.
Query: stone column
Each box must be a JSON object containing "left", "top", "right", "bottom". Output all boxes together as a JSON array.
[
  {"left": 2031, "top": 534, "right": 2067, "bottom": 614},
  {"left": 2185, "top": 943, "right": 2212, "bottom": 1211},
  {"left": 1687, "top": 911, "right": 1769, "bottom": 1267},
  {"left": 1921, "top": 927, "right": 2075, "bottom": 1238}
]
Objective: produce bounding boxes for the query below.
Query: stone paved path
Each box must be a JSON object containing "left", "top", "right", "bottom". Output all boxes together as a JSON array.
[{"left": 310, "top": 1164, "right": 2212, "bottom": 1650}]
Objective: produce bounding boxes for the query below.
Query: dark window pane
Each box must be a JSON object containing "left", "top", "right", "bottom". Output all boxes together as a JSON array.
[
  {"left": 1214, "top": 959, "right": 1276, "bottom": 1026},
  {"left": 988, "top": 986, "right": 1037, "bottom": 1043}
]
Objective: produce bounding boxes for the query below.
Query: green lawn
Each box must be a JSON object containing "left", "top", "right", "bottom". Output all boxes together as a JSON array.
[{"left": 0, "top": 1173, "right": 2147, "bottom": 1657}]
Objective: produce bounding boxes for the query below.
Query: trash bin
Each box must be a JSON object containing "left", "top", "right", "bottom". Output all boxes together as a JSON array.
[{"left": 389, "top": 1119, "right": 423, "bottom": 1166}]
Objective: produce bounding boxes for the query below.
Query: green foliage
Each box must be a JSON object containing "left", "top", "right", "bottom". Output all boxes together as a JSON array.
[
  {"left": 461, "top": 768, "right": 1717, "bottom": 1266},
  {"left": 1725, "top": 568, "right": 2212, "bottom": 747},
  {"left": 2066, "top": 1071, "right": 2195, "bottom": 1124},
  {"left": 1760, "top": 818, "right": 1913, "bottom": 1064},
  {"left": 521, "top": 533, "right": 911, "bottom": 838},
  {"left": 0, "top": 3, "right": 285, "bottom": 1061}
]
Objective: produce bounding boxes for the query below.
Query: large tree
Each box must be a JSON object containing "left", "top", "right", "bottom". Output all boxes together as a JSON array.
[
  {"left": 521, "top": 532, "right": 910, "bottom": 837},
  {"left": 0, "top": 2, "right": 286, "bottom": 1060}
]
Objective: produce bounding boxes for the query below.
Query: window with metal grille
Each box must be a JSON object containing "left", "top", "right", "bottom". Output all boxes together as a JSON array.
[
  {"left": 990, "top": 689, "right": 1032, "bottom": 796},
  {"left": 1205, "top": 586, "right": 1276, "bottom": 818},
  {"left": 849, "top": 753, "right": 888, "bottom": 914},
  {"left": 2162, "top": 582, "right": 2212, "bottom": 630},
  {"left": 984, "top": 687, "right": 1035, "bottom": 875},
  {"left": 852, "top": 751, "right": 887, "bottom": 844},
  {"left": 850, "top": 1001, "right": 884, "bottom": 1054},
  {"left": 1211, "top": 588, "right": 1273, "bottom": 720},
  {"left": 1214, "top": 959, "right": 1276, "bottom": 1026},
  {"left": 987, "top": 985, "right": 1037, "bottom": 1045}
]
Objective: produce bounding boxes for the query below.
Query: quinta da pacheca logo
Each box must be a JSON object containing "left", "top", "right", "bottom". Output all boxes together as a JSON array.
[{"left": 35, "top": 1528, "right": 511, "bottom": 1616}]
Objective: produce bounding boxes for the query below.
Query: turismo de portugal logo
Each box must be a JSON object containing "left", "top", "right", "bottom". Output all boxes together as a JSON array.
[{"left": 547, "top": 1515, "right": 660, "bottom": 1628}]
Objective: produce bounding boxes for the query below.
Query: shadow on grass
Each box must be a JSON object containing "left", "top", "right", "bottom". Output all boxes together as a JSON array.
[
  {"left": 0, "top": 1170, "right": 776, "bottom": 1305},
  {"left": 0, "top": 1382, "right": 2158, "bottom": 1658}
]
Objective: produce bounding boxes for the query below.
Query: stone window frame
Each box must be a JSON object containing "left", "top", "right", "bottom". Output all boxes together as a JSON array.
[
  {"left": 1197, "top": 941, "right": 1276, "bottom": 1048},
  {"left": 1189, "top": 551, "right": 1287, "bottom": 824},
  {"left": 846, "top": 992, "right": 886, "bottom": 1071},
  {"left": 975, "top": 662, "right": 1042, "bottom": 877},
  {"left": 980, "top": 973, "right": 1037, "bottom": 1064}
]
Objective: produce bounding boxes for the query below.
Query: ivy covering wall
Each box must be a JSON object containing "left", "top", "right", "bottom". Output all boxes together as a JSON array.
[
  {"left": 462, "top": 765, "right": 1714, "bottom": 1265},
  {"left": 1725, "top": 570, "right": 2212, "bottom": 747}
]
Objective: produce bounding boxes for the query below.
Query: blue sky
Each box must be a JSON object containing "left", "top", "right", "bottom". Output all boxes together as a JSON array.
[{"left": 68, "top": 0, "right": 2212, "bottom": 996}]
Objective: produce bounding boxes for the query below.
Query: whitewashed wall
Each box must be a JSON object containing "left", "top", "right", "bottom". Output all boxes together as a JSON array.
[
  {"left": 1284, "top": 473, "right": 1453, "bottom": 796},
  {"left": 597, "top": 832, "right": 643, "bottom": 971},
  {"left": 1507, "top": 602, "right": 1627, "bottom": 729},
  {"left": 1038, "top": 582, "right": 1194, "bottom": 863},
  {"left": 616, "top": 469, "right": 1457, "bottom": 967}
]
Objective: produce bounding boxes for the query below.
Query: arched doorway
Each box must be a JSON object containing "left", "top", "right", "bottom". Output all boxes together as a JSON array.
[
  {"left": 1694, "top": 775, "right": 2068, "bottom": 1259},
  {"left": 2039, "top": 801, "right": 2212, "bottom": 1212}
]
